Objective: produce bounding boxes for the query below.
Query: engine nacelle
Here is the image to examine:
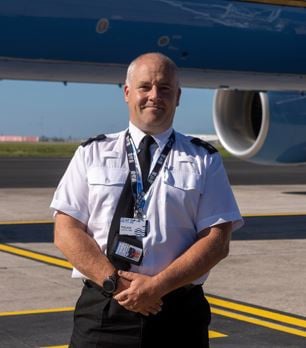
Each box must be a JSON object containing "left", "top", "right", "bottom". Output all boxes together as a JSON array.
[{"left": 213, "top": 90, "right": 306, "bottom": 165}]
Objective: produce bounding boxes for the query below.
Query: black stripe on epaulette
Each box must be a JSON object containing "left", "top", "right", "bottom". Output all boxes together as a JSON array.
[
  {"left": 81, "top": 134, "right": 106, "bottom": 147},
  {"left": 191, "top": 137, "right": 218, "bottom": 154}
]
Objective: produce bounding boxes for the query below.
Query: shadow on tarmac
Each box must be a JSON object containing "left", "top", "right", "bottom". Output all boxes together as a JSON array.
[{"left": 1, "top": 215, "right": 305, "bottom": 244}]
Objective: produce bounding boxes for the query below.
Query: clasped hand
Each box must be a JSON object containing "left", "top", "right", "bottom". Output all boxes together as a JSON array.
[{"left": 113, "top": 270, "right": 163, "bottom": 316}]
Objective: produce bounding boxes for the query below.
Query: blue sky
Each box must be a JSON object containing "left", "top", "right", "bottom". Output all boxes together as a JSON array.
[{"left": 0, "top": 80, "right": 215, "bottom": 139}]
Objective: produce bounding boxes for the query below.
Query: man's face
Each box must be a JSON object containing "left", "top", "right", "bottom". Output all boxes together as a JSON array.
[{"left": 124, "top": 56, "right": 181, "bottom": 134}]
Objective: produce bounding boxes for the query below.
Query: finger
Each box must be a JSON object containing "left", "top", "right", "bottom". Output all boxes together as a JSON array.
[
  {"left": 125, "top": 304, "right": 136, "bottom": 311},
  {"left": 148, "top": 305, "right": 162, "bottom": 315},
  {"left": 139, "top": 306, "right": 161, "bottom": 316},
  {"left": 150, "top": 302, "right": 162, "bottom": 311},
  {"left": 117, "top": 301, "right": 134, "bottom": 311},
  {"left": 116, "top": 298, "right": 130, "bottom": 307},
  {"left": 122, "top": 304, "right": 142, "bottom": 314},
  {"left": 117, "top": 298, "right": 136, "bottom": 308},
  {"left": 118, "top": 270, "right": 135, "bottom": 281},
  {"left": 113, "top": 289, "right": 129, "bottom": 302},
  {"left": 148, "top": 309, "right": 159, "bottom": 315}
]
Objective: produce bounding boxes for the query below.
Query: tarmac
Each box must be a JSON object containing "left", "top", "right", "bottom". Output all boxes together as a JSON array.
[
  {"left": 0, "top": 184, "right": 305, "bottom": 319},
  {"left": 1, "top": 184, "right": 306, "bottom": 220}
]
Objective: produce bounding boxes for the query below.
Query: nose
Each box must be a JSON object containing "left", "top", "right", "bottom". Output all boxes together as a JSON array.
[{"left": 148, "top": 85, "right": 161, "bottom": 101}]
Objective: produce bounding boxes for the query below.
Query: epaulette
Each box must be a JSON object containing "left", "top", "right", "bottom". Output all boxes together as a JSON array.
[
  {"left": 190, "top": 137, "right": 218, "bottom": 154},
  {"left": 81, "top": 134, "right": 106, "bottom": 147}
]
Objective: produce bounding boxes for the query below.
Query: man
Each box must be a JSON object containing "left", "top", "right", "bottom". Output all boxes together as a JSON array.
[{"left": 51, "top": 52, "right": 243, "bottom": 347}]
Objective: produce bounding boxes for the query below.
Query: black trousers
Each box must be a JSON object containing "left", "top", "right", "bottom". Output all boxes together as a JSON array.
[{"left": 70, "top": 281, "right": 211, "bottom": 348}]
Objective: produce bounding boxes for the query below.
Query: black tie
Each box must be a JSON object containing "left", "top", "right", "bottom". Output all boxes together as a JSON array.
[
  {"left": 107, "top": 134, "right": 155, "bottom": 270},
  {"left": 107, "top": 172, "right": 134, "bottom": 270},
  {"left": 137, "top": 135, "right": 155, "bottom": 192}
]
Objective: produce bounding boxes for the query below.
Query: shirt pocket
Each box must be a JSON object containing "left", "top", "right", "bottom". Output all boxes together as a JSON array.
[
  {"left": 163, "top": 168, "right": 203, "bottom": 193},
  {"left": 163, "top": 154, "right": 203, "bottom": 192},
  {"left": 162, "top": 167, "right": 203, "bottom": 227},
  {"left": 87, "top": 167, "right": 128, "bottom": 186}
]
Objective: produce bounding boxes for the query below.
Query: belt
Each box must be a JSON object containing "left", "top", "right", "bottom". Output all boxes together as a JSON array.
[
  {"left": 84, "top": 279, "right": 200, "bottom": 298},
  {"left": 163, "top": 283, "right": 200, "bottom": 302},
  {"left": 83, "top": 279, "right": 112, "bottom": 297}
]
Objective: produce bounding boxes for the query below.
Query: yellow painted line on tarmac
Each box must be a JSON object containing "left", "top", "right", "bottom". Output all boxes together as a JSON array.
[
  {"left": 0, "top": 220, "right": 52, "bottom": 225},
  {"left": 1, "top": 235, "right": 305, "bottom": 339},
  {"left": 0, "top": 244, "right": 72, "bottom": 269},
  {"left": 1, "top": 306, "right": 227, "bottom": 345},
  {"left": 211, "top": 307, "right": 306, "bottom": 338},
  {"left": 207, "top": 295, "right": 306, "bottom": 329},
  {"left": 0, "top": 307, "right": 74, "bottom": 317},
  {"left": 0, "top": 304, "right": 227, "bottom": 340},
  {"left": 242, "top": 212, "right": 306, "bottom": 217},
  {"left": 209, "top": 330, "right": 228, "bottom": 338}
]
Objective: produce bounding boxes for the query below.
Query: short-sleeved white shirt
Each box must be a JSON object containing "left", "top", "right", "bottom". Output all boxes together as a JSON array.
[{"left": 50, "top": 125, "right": 243, "bottom": 284}]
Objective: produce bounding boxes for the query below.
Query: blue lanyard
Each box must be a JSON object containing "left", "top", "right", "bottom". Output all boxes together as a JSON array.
[{"left": 125, "top": 131, "right": 175, "bottom": 218}]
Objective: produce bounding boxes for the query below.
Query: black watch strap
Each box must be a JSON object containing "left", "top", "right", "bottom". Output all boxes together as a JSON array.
[{"left": 102, "top": 271, "right": 118, "bottom": 296}]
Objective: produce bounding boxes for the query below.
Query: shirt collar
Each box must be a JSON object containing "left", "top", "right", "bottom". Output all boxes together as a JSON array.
[{"left": 128, "top": 121, "right": 173, "bottom": 150}]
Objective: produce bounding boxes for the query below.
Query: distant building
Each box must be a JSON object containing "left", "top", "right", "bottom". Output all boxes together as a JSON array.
[{"left": 0, "top": 135, "right": 39, "bottom": 142}]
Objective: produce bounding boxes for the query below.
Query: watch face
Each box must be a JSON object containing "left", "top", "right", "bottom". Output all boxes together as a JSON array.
[{"left": 103, "top": 278, "right": 116, "bottom": 294}]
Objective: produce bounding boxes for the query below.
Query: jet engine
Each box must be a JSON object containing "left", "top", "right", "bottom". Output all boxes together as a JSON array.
[{"left": 213, "top": 90, "right": 306, "bottom": 165}]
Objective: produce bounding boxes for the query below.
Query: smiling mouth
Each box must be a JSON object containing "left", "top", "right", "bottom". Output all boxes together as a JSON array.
[{"left": 142, "top": 105, "right": 163, "bottom": 110}]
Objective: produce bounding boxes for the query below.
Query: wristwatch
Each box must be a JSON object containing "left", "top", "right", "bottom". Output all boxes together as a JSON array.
[{"left": 102, "top": 271, "right": 118, "bottom": 296}]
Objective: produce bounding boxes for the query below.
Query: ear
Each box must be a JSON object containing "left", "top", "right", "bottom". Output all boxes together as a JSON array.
[
  {"left": 124, "top": 84, "right": 129, "bottom": 103},
  {"left": 176, "top": 87, "right": 182, "bottom": 107}
]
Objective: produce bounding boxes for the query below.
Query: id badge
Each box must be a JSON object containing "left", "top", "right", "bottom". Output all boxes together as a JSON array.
[
  {"left": 111, "top": 235, "right": 143, "bottom": 265},
  {"left": 120, "top": 217, "right": 148, "bottom": 238}
]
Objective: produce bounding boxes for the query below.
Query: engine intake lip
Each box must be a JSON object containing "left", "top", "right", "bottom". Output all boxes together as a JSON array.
[{"left": 213, "top": 90, "right": 269, "bottom": 160}]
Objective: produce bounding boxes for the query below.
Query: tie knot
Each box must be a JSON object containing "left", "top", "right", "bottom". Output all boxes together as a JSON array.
[{"left": 139, "top": 135, "right": 155, "bottom": 151}]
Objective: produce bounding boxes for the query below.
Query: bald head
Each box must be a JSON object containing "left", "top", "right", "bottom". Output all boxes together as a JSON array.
[
  {"left": 125, "top": 52, "right": 180, "bottom": 87},
  {"left": 124, "top": 52, "right": 181, "bottom": 135}
]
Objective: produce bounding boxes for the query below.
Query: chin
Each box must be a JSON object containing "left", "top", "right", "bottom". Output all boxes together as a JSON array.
[{"left": 143, "top": 123, "right": 169, "bottom": 135}]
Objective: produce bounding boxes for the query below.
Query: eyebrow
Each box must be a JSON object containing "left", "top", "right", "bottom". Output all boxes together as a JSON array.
[
  {"left": 137, "top": 81, "right": 172, "bottom": 87},
  {"left": 137, "top": 81, "right": 151, "bottom": 85}
]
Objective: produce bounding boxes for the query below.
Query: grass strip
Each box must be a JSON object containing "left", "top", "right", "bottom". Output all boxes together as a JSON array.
[
  {"left": 0, "top": 142, "right": 79, "bottom": 158},
  {"left": 0, "top": 142, "right": 230, "bottom": 158}
]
